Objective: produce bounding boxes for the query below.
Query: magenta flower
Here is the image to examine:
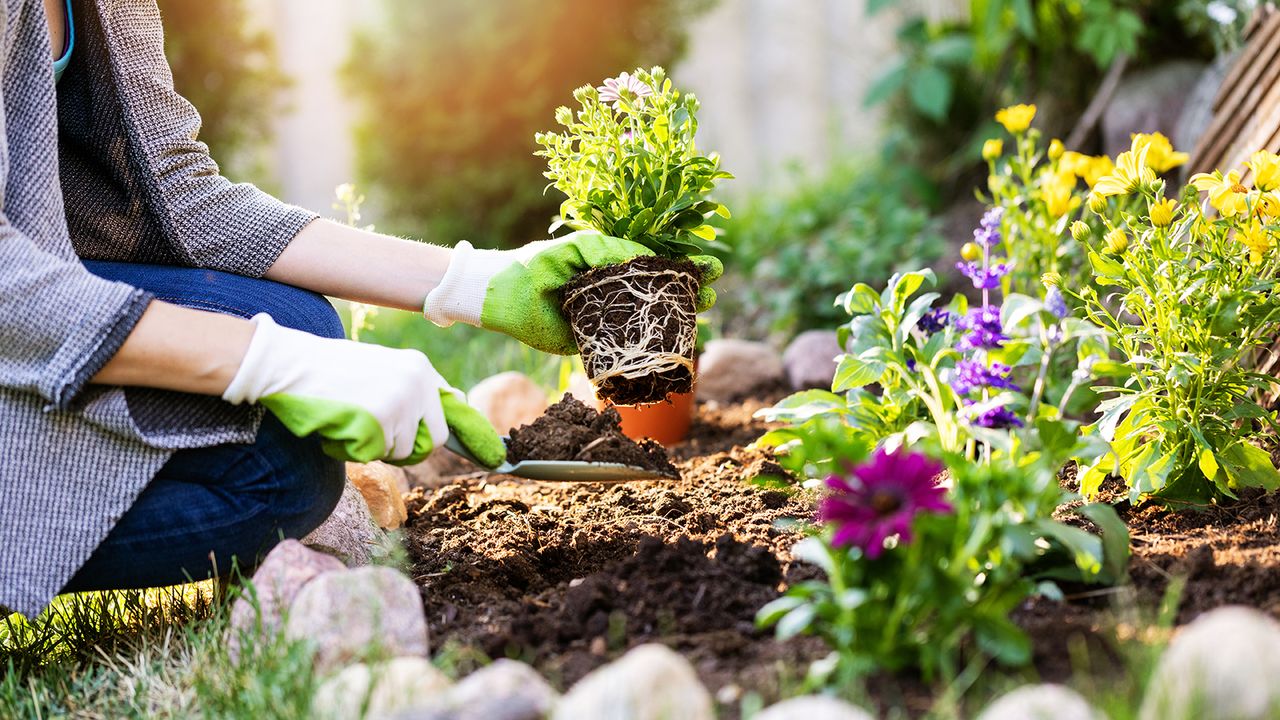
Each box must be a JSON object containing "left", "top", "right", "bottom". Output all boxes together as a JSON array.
[
  {"left": 818, "top": 449, "right": 951, "bottom": 559},
  {"left": 597, "top": 72, "right": 653, "bottom": 108}
]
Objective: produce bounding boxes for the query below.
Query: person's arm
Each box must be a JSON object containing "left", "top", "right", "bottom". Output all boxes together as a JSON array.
[
  {"left": 89, "top": 302, "right": 253, "bottom": 395},
  {"left": 264, "top": 219, "right": 453, "bottom": 311}
]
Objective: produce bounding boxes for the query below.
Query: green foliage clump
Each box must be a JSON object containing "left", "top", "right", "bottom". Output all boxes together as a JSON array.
[
  {"left": 343, "top": 0, "right": 714, "bottom": 247},
  {"left": 715, "top": 158, "right": 944, "bottom": 341},
  {"left": 159, "top": 0, "right": 289, "bottom": 184},
  {"left": 536, "top": 67, "right": 731, "bottom": 257}
]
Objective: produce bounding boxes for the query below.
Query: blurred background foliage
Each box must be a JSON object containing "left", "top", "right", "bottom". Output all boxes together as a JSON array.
[
  {"left": 340, "top": 0, "right": 716, "bottom": 248},
  {"left": 157, "top": 0, "right": 1256, "bottom": 386},
  {"left": 158, "top": 0, "right": 290, "bottom": 187}
]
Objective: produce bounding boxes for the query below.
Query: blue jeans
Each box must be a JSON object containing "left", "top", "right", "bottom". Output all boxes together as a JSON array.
[{"left": 62, "top": 262, "right": 348, "bottom": 592}]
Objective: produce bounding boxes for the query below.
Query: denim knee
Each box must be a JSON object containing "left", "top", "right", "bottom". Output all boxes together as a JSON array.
[
  {"left": 252, "top": 283, "right": 346, "bottom": 341},
  {"left": 256, "top": 416, "right": 347, "bottom": 541}
]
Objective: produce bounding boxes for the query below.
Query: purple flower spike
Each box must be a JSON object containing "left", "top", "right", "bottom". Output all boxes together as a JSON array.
[
  {"left": 973, "top": 207, "right": 1004, "bottom": 246},
  {"left": 818, "top": 448, "right": 951, "bottom": 559},
  {"left": 597, "top": 72, "right": 653, "bottom": 108},
  {"left": 1045, "top": 287, "right": 1069, "bottom": 320},
  {"left": 918, "top": 307, "right": 951, "bottom": 334},
  {"left": 951, "top": 359, "right": 1019, "bottom": 396},
  {"left": 956, "top": 305, "right": 1008, "bottom": 352},
  {"left": 966, "top": 404, "right": 1024, "bottom": 429},
  {"left": 957, "top": 260, "right": 1010, "bottom": 289}
]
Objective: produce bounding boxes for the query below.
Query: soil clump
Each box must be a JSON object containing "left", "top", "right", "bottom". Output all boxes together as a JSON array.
[{"left": 505, "top": 394, "right": 678, "bottom": 477}]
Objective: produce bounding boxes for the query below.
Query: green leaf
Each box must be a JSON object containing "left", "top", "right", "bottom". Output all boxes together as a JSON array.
[
  {"left": 839, "top": 283, "right": 880, "bottom": 316},
  {"left": 863, "top": 62, "right": 907, "bottom": 108},
  {"left": 866, "top": 0, "right": 896, "bottom": 15},
  {"left": 907, "top": 65, "right": 953, "bottom": 122},
  {"left": 1198, "top": 448, "right": 1219, "bottom": 482},
  {"left": 1218, "top": 441, "right": 1280, "bottom": 491},
  {"left": 689, "top": 224, "right": 717, "bottom": 241},
  {"left": 1088, "top": 250, "right": 1125, "bottom": 284},
  {"left": 755, "top": 595, "right": 806, "bottom": 628},
  {"left": 791, "top": 537, "right": 837, "bottom": 576},
  {"left": 832, "top": 353, "right": 887, "bottom": 392},
  {"left": 975, "top": 615, "right": 1031, "bottom": 666},
  {"left": 776, "top": 603, "right": 817, "bottom": 640},
  {"left": 1076, "top": 503, "right": 1131, "bottom": 584}
]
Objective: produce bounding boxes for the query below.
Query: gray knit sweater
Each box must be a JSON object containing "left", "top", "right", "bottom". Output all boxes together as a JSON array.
[{"left": 1, "top": 0, "right": 318, "bottom": 617}]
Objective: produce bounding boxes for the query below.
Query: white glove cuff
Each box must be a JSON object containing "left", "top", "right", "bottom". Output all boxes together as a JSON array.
[
  {"left": 424, "top": 241, "right": 501, "bottom": 328},
  {"left": 222, "top": 313, "right": 283, "bottom": 405}
]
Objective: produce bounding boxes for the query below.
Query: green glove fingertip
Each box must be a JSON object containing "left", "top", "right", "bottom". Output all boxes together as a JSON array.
[
  {"left": 689, "top": 255, "right": 724, "bottom": 284},
  {"left": 440, "top": 392, "right": 507, "bottom": 469}
]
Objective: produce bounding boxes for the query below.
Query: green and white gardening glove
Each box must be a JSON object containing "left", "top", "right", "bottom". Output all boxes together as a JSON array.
[
  {"left": 222, "top": 314, "right": 506, "bottom": 468},
  {"left": 423, "top": 230, "right": 723, "bottom": 355}
]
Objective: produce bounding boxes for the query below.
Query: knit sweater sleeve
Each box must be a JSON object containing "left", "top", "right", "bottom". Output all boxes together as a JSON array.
[{"left": 94, "top": 0, "right": 318, "bottom": 278}]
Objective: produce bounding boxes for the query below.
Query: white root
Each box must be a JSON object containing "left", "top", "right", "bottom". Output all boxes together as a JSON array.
[{"left": 563, "top": 267, "right": 698, "bottom": 391}]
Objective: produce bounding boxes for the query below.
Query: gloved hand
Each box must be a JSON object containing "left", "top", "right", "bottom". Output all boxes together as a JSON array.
[
  {"left": 222, "top": 314, "right": 506, "bottom": 468},
  {"left": 423, "top": 230, "right": 723, "bottom": 354}
]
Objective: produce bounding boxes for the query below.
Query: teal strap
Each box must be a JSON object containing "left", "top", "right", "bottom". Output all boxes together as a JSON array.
[{"left": 52, "top": 0, "right": 74, "bottom": 84}]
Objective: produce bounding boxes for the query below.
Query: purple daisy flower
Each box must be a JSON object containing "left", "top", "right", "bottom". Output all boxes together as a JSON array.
[
  {"left": 597, "top": 72, "right": 653, "bottom": 108},
  {"left": 956, "top": 305, "right": 1008, "bottom": 352},
  {"left": 917, "top": 307, "right": 951, "bottom": 334},
  {"left": 951, "top": 359, "right": 1019, "bottom": 396},
  {"left": 818, "top": 448, "right": 951, "bottom": 559},
  {"left": 956, "top": 260, "right": 1011, "bottom": 290}
]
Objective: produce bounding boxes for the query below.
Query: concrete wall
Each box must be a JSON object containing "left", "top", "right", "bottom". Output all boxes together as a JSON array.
[{"left": 245, "top": 0, "right": 930, "bottom": 213}]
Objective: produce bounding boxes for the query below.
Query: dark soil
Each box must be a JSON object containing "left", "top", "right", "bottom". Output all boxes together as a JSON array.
[
  {"left": 560, "top": 256, "right": 700, "bottom": 405},
  {"left": 505, "top": 394, "right": 678, "bottom": 478},
  {"left": 404, "top": 395, "right": 1280, "bottom": 717}
]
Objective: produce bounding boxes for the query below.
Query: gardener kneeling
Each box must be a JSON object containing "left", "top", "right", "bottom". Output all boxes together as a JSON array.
[{"left": 0, "top": 0, "right": 720, "bottom": 618}]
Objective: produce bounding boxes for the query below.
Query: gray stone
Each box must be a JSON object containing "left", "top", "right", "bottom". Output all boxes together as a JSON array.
[
  {"left": 227, "top": 539, "right": 345, "bottom": 659},
  {"left": 1140, "top": 606, "right": 1280, "bottom": 720},
  {"left": 312, "top": 657, "right": 452, "bottom": 720},
  {"left": 754, "top": 696, "right": 875, "bottom": 720},
  {"left": 1102, "top": 61, "right": 1208, "bottom": 158},
  {"left": 697, "top": 339, "right": 785, "bottom": 403},
  {"left": 978, "top": 684, "right": 1102, "bottom": 720},
  {"left": 782, "top": 330, "right": 844, "bottom": 390},
  {"left": 394, "top": 660, "right": 558, "bottom": 720},
  {"left": 553, "top": 643, "right": 713, "bottom": 720},
  {"left": 286, "top": 566, "right": 429, "bottom": 674},
  {"left": 303, "top": 480, "right": 385, "bottom": 566}
]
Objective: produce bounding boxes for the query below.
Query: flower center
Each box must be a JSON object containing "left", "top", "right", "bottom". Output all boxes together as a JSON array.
[
  {"left": 870, "top": 489, "right": 903, "bottom": 515},
  {"left": 1230, "top": 183, "right": 1249, "bottom": 194}
]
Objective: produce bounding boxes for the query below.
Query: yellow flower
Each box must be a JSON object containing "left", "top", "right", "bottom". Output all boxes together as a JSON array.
[
  {"left": 1249, "top": 150, "right": 1280, "bottom": 192},
  {"left": 1093, "top": 138, "right": 1157, "bottom": 198},
  {"left": 1070, "top": 220, "right": 1092, "bottom": 241},
  {"left": 1087, "top": 191, "right": 1108, "bottom": 214},
  {"left": 1042, "top": 271, "right": 1062, "bottom": 288},
  {"left": 1191, "top": 170, "right": 1251, "bottom": 218},
  {"left": 982, "top": 139, "right": 1004, "bottom": 161},
  {"left": 1104, "top": 228, "right": 1129, "bottom": 254},
  {"left": 1131, "top": 132, "right": 1189, "bottom": 174},
  {"left": 1042, "top": 171, "right": 1081, "bottom": 218},
  {"left": 996, "top": 103, "right": 1037, "bottom": 133},
  {"left": 1240, "top": 221, "right": 1276, "bottom": 265},
  {"left": 1149, "top": 197, "right": 1177, "bottom": 227},
  {"left": 1256, "top": 191, "right": 1280, "bottom": 220},
  {"left": 1048, "top": 139, "right": 1065, "bottom": 161},
  {"left": 1061, "top": 152, "right": 1115, "bottom": 187}
]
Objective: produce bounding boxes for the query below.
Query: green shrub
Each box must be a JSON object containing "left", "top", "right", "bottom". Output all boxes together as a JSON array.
[{"left": 715, "top": 158, "right": 945, "bottom": 341}]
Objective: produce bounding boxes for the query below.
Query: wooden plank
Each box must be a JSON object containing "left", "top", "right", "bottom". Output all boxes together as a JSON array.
[
  {"left": 1212, "top": 12, "right": 1280, "bottom": 114},
  {"left": 1193, "top": 24, "right": 1280, "bottom": 174}
]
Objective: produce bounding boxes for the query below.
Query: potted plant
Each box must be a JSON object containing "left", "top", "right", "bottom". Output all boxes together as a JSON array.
[{"left": 536, "top": 67, "right": 731, "bottom": 407}]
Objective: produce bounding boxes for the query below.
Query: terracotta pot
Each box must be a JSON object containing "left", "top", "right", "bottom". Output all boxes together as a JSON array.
[{"left": 602, "top": 388, "right": 696, "bottom": 445}]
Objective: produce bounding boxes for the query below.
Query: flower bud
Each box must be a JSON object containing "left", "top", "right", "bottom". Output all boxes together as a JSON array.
[
  {"left": 1041, "top": 271, "right": 1062, "bottom": 288},
  {"left": 1150, "top": 197, "right": 1177, "bottom": 227},
  {"left": 1087, "top": 192, "right": 1108, "bottom": 214},
  {"left": 1070, "top": 220, "right": 1092, "bottom": 242},
  {"left": 554, "top": 105, "right": 573, "bottom": 126},
  {"left": 982, "top": 139, "right": 1003, "bottom": 161},
  {"left": 1105, "top": 228, "right": 1129, "bottom": 255},
  {"left": 1048, "top": 139, "right": 1065, "bottom": 161},
  {"left": 961, "top": 242, "right": 983, "bottom": 262}
]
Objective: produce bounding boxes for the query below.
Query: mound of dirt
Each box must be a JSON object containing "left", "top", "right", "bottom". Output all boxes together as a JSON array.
[{"left": 505, "top": 394, "right": 678, "bottom": 478}]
